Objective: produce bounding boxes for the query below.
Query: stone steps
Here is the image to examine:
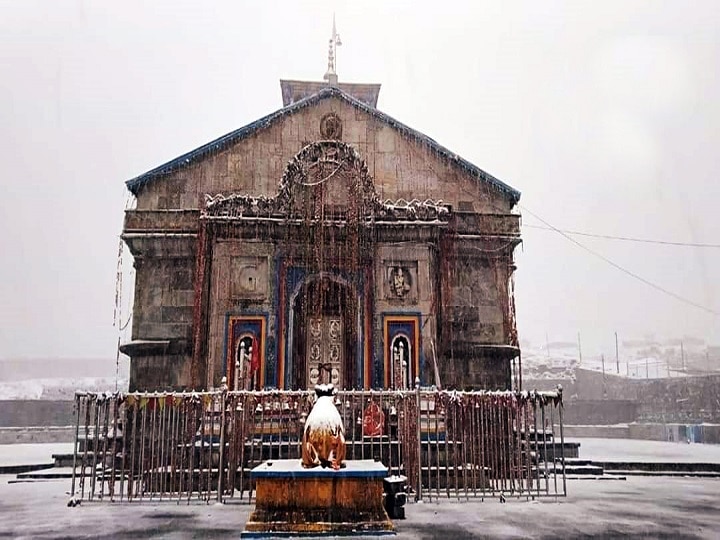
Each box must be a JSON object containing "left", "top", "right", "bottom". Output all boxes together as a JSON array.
[
  {"left": 562, "top": 464, "right": 605, "bottom": 475},
  {"left": 0, "top": 462, "right": 54, "bottom": 475},
  {"left": 603, "top": 469, "right": 720, "bottom": 478},
  {"left": 592, "top": 461, "right": 720, "bottom": 473},
  {"left": 16, "top": 466, "right": 89, "bottom": 480}
]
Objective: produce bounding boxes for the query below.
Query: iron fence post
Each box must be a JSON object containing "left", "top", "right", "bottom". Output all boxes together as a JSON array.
[
  {"left": 557, "top": 385, "right": 566, "bottom": 496},
  {"left": 415, "top": 378, "right": 422, "bottom": 501},
  {"left": 71, "top": 392, "right": 81, "bottom": 497},
  {"left": 217, "top": 389, "right": 227, "bottom": 502}
]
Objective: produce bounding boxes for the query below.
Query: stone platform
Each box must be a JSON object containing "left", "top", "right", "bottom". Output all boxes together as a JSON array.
[{"left": 243, "top": 459, "right": 395, "bottom": 537}]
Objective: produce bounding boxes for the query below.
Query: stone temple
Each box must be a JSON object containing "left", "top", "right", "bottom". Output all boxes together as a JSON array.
[{"left": 121, "top": 68, "right": 522, "bottom": 392}]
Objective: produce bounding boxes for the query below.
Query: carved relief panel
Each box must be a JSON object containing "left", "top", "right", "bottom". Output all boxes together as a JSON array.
[
  {"left": 383, "top": 261, "right": 418, "bottom": 303},
  {"left": 306, "top": 316, "right": 343, "bottom": 388}
]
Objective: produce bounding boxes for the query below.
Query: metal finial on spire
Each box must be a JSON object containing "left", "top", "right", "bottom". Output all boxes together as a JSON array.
[{"left": 323, "top": 14, "right": 342, "bottom": 85}]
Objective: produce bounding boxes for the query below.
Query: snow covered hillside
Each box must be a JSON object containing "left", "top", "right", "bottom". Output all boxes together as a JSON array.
[
  {"left": 0, "top": 377, "right": 128, "bottom": 400},
  {"left": 0, "top": 357, "right": 129, "bottom": 400},
  {"left": 522, "top": 337, "right": 719, "bottom": 381}
]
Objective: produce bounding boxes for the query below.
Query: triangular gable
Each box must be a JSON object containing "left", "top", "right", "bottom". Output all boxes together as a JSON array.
[{"left": 126, "top": 86, "right": 521, "bottom": 204}]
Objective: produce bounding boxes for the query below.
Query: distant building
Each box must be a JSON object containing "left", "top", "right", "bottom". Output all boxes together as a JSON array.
[{"left": 120, "top": 63, "right": 522, "bottom": 391}]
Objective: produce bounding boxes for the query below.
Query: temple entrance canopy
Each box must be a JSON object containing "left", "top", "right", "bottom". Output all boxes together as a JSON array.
[{"left": 203, "top": 140, "right": 380, "bottom": 390}]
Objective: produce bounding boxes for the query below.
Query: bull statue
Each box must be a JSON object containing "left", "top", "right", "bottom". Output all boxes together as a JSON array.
[{"left": 301, "top": 384, "right": 346, "bottom": 470}]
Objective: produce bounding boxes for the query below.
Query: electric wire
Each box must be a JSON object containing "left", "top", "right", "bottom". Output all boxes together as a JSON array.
[
  {"left": 520, "top": 205, "right": 720, "bottom": 316},
  {"left": 523, "top": 223, "right": 720, "bottom": 248}
]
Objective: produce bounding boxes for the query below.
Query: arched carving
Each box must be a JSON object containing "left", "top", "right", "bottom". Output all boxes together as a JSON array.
[
  {"left": 201, "top": 141, "right": 451, "bottom": 224},
  {"left": 390, "top": 334, "right": 411, "bottom": 389},
  {"left": 276, "top": 140, "right": 379, "bottom": 220}
]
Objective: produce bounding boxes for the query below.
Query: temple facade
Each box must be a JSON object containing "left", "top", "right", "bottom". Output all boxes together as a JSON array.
[{"left": 121, "top": 78, "right": 522, "bottom": 392}]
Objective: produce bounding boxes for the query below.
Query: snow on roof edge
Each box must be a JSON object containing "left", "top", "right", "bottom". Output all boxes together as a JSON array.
[{"left": 125, "top": 86, "right": 521, "bottom": 203}]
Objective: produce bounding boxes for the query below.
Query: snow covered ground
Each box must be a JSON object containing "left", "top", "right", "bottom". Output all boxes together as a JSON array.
[
  {"left": 570, "top": 437, "right": 720, "bottom": 463},
  {"left": 0, "top": 443, "right": 72, "bottom": 467},
  {"left": 0, "top": 475, "right": 718, "bottom": 538},
  {"left": 522, "top": 347, "right": 579, "bottom": 381},
  {"left": 0, "top": 440, "right": 718, "bottom": 537}
]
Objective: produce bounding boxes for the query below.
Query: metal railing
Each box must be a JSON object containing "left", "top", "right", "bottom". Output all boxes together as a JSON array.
[{"left": 70, "top": 387, "right": 565, "bottom": 503}]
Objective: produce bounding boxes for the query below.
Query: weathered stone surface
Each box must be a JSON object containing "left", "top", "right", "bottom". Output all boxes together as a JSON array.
[
  {"left": 133, "top": 96, "right": 514, "bottom": 214},
  {"left": 129, "top": 354, "right": 192, "bottom": 392},
  {"left": 123, "top": 85, "right": 521, "bottom": 392},
  {"left": 527, "top": 369, "right": 720, "bottom": 425},
  {"left": 244, "top": 459, "right": 393, "bottom": 536}
]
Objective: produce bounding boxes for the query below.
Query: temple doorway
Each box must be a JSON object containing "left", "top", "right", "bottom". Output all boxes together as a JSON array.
[
  {"left": 291, "top": 275, "right": 357, "bottom": 389},
  {"left": 306, "top": 316, "right": 343, "bottom": 387}
]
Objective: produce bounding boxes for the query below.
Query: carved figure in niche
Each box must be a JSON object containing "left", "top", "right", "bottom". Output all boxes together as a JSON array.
[
  {"left": 389, "top": 266, "right": 411, "bottom": 298},
  {"left": 302, "top": 384, "right": 346, "bottom": 469},
  {"left": 320, "top": 112, "right": 343, "bottom": 140},
  {"left": 392, "top": 337, "right": 410, "bottom": 389},
  {"left": 235, "top": 336, "right": 259, "bottom": 390}
]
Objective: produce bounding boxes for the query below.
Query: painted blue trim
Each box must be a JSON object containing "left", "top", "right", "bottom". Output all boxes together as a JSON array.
[
  {"left": 224, "top": 311, "right": 270, "bottom": 383},
  {"left": 250, "top": 459, "right": 388, "bottom": 479},
  {"left": 125, "top": 86, "right": 520, "bottom": 203},
  {"left": 241, "top": 531, "right": 396, "bottom": 538},
  {"left": 382, "top": 311, "right": 424, "bottom": 386}
]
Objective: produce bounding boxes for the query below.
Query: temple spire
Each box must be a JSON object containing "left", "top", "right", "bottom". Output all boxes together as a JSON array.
[{"left": 323, "top": 14, "right": 342, "bottom": 86}]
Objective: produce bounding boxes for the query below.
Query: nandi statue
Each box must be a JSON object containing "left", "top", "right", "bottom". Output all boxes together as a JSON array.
[{"left": 301, "top": 384, "right": 346, "bottom": 470}]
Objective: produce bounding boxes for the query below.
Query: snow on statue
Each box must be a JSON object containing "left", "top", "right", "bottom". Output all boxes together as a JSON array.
[{"left": 301, "top": 383, "right": 346, "bottom": 470}]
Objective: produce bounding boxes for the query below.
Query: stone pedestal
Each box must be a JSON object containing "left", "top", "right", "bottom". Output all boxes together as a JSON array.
[{"left": 243, "top": 459, "right": 395, "bottom": 537}]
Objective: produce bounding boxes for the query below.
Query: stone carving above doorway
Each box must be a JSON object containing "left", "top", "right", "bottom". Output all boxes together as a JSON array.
[
  {"left": 384, "top": 261, "right": 418, "bottom": 303},
  {"left": 279, "top": 141, "right": 377, "bottom": 217}
]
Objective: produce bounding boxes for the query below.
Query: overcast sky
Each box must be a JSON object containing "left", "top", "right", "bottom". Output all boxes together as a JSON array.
[{"left": 1, "top": 0, "right": 718, "bottom": 363}]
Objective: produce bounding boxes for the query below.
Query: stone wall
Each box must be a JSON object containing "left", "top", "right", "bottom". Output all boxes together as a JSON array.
[
  {"left": 635, "top": 374, "right": 720, "bottom": 424},
  {"left": 524, "top": 369, "right": 637, "bottom": 400},
  {"left": 132, "top": 257, "right": 195, "bottom": 342},
  {"left": 0, "top": 400, "right": 75, "bottom": 427},
  {"left": 129, "top": 353, "right": 192, "bottom": 392},
  {"left": 441, "top": 355, "right": 510, "bottom": 391},
  {"left": 525, "top": 370, "right": 720, "bottom": 425},
  {"left": 563, "top": 423, "right": 720, "bottom": 444},
  {"left": 445, "top": 254, "right": 507, "bottom": 346},
  {"left": 206, "top": 239, "right": 276, "bottom": 388},
  {"left": 561, "top": 399, "right": 638, "bottom": 425},
  {"left": 0, "top": 426, "right": 75, "bottom": 444}
]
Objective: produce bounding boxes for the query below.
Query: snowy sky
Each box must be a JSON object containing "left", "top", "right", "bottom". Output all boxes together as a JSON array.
[{"left": 1, "top": 0, "right": 719, "bottom": 363}]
